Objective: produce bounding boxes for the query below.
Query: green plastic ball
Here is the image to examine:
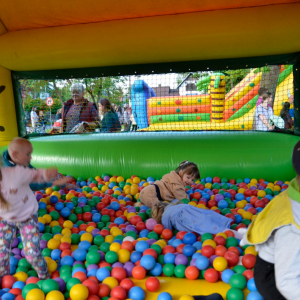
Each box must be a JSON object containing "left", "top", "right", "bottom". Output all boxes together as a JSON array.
[
  {"left": 229, "top": 274, "right": 247, "bottom": 289},
  {"left": 147, "top": 232, "right": 159, "bottom": 240},
  {"left": 232, "top": 265, "right": 247, "bottom": 274},
  {"left": 22, "top": 283, "right": 39, "bottom": 299},
  {"left": 96, "top": 222, "right": 105, "bottom": 230},
  {"left": 163, "top": 264, "right": 175, "bottom": 277},
  {"left": 101, "top": 215, "right": 110, "bottom": 223},
  {"left": 74, "top": 207, "right": 83, "bottom": 214},
  {"left": 71, "top": 234, "right": 80, "bottom": 244},
  {"left": 157, "top": 255, "right": 164, "bottom": 265},
  {"left": 114, "top": 235, "right": 124, "bottom": 241},
  {"left": 83, "top": 205, "right": 92, "bottom": 213},
  {"left": 88, "top": 245, "right": 99, "bottom": 252},
  {"left": 52, "top": 225, "right": 62, "bottom": 235},
  {"left": 150, "top": 244, "right": 162, "bottom": 255},
  {"left": 42, "top": 248, "right": 52, "bottom": 257},
  {"left": 27, "top": 270, "right": 38, "bottom": 277},
  {"left": 125, "top": 231, "right": 137, "bottom": 239},
  {"left": 68, "top": 214, "right": 77, "bottom": 223},
  {"left": 94, "top": 235, "right": 105, "bottom": 246},
  {"left": 105, "top": 251, "right": 118, "bottom": 264},
  {"left": 180, "top": 199, "right": 189, "bottom": 204},
  {"left": 18, "top": 258, "right": 31, "bottom": 269},
  {"left": 86, "top": 251, "right": 101, "bottom": 264},
  {"left": 41, "top": 233, "right": 53, "bottom": 241},
  {"left": 49, "top": 211, "right": 60, "bottom": 221},
  {"left": 42, "top": 279, "right": 59, "bottom": 295},
  {"left": 16, "top": 267, "right": 28, "bottom": 273},
  {"left": 38, "top": 209, "right": 48, "bottom": 217},
  {"left": 226, "top": 288, "right": 244, "bottom": 300},
  {"left": 174, "top": 265, "right": 186, "bottom": 278},
  {"left": 66, "top": 278, "right": 81, "bottom": 291},
  {"left": 201, "top": 233, "right": 213, "bottom": 242},
  {"left": 226, "top": 237, "right": 239, "bottom": 248},
  {"left": 100, "top": 242, "right": 111, "bottom": 253},
  {"left": 37, "top": 280, "right": 44, "bottom": 289},
  {"left": 60, "top": 265, "right": 72, "bottom": 274}
]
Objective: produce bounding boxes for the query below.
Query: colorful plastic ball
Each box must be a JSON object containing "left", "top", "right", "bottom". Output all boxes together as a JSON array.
[
  {"left": 111, "top": 286, "right": 126, "bottom": 300},
  {"left": 213, "top": 257, "right": 228, "bottom": 271},
  {"left": 102, "top": 277, "right": 119, "bottom": 290},
  {"left": 150, "top": 263, "right": 163, "bottom": 276},
  {"left": 226, "top": 288, "right": 244, "bottom": 300},
  {"left": 96, "top": 268, "right": 110, "bottom": 282},
  {"left": 195, "top": 256, "right": 209, "bottom": 270},
  {"left": 22, "top": 283, "right": 39, "bottom": 299},
  {"left": 163, "top": 264, "right": 175, "bottom": 277},
  {"left": 183, "top": 233, "right": 196, "bottom": 245},
  {"left": 145, "top": 277, "right": 160, "bottom": 292},
  {"left": 185, "top": 266, "right": 199, "bottom": 280},
  {"left": 120, "top": 278, "right": 135, "bottom": 292},
  {"left": 174, "top": 254, "right": 188, "bottom": 266},
  {"left": 135, "top": 241, "right": 149, "bottom": 253},
  {"left": 70, "top": 284, "right": 89, "bottom": 300},
  {"left": 117, "top": 249, "right": 130, "bottom": 263},
  {"left": 111, "top": 267, "right": 127, "bottom": 283},
  {"left": 229, "top": 274, "right": 247, "bottom": 289},
  {"left": 105, "top": 251, "right": 118, "bottom": 264},
  {"left": 164, "top": 253, "right": 175, "bottom": 264},
  {"left": 73, "top": 249, "right": 87, "bottom": 261},
  {"left": 130, "top": 251, "right": 142, "bottom": 263},
  {"left": 14, "top": 271, "right": 28, "bottom": 282},
  {"left": 242, "top": 254, "right": 256, "bottom": 269},
  {"left": 132, "top": 266, "right": 146, "bottom": 280},
  {"left": 221, "top": 269, "right": 235, "bottom": 284},
  {"left": 145, "top": 218, "right": 157, "bottom": 230},
  {"left": 26, "top": 288, "right": 45, "bottom": 300},
  {"left": 247, "top": 278, "right": 257, "bottom": 292},
  {"left": 128, "top": 286, "right": 145, "bottom": 300},
  {"left": 42, "top": 279, "right": 59, "bottom": 295},
  {"left": 140, "top": 255, "right": 156, "bottom": 271},
  {"left": 157, "top": 292, "right": 172, "bottom": 300},
  {"left": 45, "top": 290, "right": 65, "bottom": 300},
  {"left": 204, "top": 269, "right": 219, "bottom": 283},
  {"left": 2, "top": 275, "right": 17, "bottom": 288},
  {"left": 246, "top": 291, "right": 264, "bottom": 300}
]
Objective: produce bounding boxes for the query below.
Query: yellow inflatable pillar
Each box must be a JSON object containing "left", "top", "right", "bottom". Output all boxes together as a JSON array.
[
  {"left": 0, "top": 66, "right": 18, "bottom": 147},
  {"left": 210, "top": 75, "right": 226, "bottom": 122}
]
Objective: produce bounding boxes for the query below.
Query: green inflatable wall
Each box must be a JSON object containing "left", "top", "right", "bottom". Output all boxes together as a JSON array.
[{"left": 5, "top": 131, "right": 297, "bottom": 181}]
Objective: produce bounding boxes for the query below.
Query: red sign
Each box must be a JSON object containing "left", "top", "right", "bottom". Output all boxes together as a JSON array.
[{"left": 46, "top": 97, "right": 54, "bottom": 106}]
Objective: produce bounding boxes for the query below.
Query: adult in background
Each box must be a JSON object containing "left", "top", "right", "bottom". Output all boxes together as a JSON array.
[
  {"left": 98, "top": 98, "right": 121, "bottom": 132},
  {"left": 280, "top": 102, "right": 294, "bottom": 130},
  {"left": 61, "top": 83, "right": 100, "bottom": 133},
  {"left": 30, "top": 106, "right": 39, "bottom": 132},
  {"left": 254, "top": 93, "right": 275, "bottom": 131}
]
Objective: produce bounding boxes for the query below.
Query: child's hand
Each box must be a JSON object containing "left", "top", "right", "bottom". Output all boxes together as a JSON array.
[
  {"left": 46, "top": 168, "right": 58, "bottom": 180},
  {"left": 52, "top": 177, "right": 67, "bottom": 187}
]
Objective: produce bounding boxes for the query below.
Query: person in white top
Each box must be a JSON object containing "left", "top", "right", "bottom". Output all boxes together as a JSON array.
[
  {"left": 0, "top": 140, "right": 66, "bottom": 280},
  {"left": 30, "top": 106, "right": 39, "bottom": 132},
  {"left": 254, "top": 93, "right": 275, "bottom": 131}
]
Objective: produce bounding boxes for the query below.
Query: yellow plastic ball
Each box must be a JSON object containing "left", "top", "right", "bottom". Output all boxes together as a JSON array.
[
  {"left": 274, "top": 185, "right": 281, "bottom": 192},
  {"left": 101, "top": 186, "right": 109, "bottom": 193},
  {"left": 257, "top": 190, "right": 266, "bottom": 198},
  {"left": 245, "top": 245, "right": 258, "bottom": 256},
  {"left": 70, "top": 284, "right": 89, "bottom": 300},
  {"left": 92, "top": 187, "right": 99, "bottom": 192},
  {"left": 236, "top": 202, "right": 245, "bottom": 209},
  {"left": 126, "top": 179, "right": 133, "bottom": 184},
  {"left": 38, "top": 217, "right": 46, "bottom": 225},
  {"left": 103, "top": 277, "right": 119, "bottom": 290},
  {"left": 49, "top": 221, "right": 59, "bottom": 227},
  {"left": 114, "top": 190, "right": 121, "bottom": 196},
  {"left": 51, "top": 191, "right": 61, "bottom": 199},
  {"left": 61, "top": 228, "right": 71, "bottom": 235},
  {"left": 80, "top": 233, "right": 93, "bottom": 243},
  {"left": 117, "top": 176, "right": 124, "bottom": 183},
  {"left": 205, "top": 183, "right": 212, "bottom": 189},
  {"left": 45, "top": 290, "right": 65, "bottom": 300},
  {"left": 203, "top": 239, "right": 217, "bottom": 249},
  {"left": 213, "top": 256, "right": 228, "bottom": 271},
  {"left": 53, "top": 234, "right": 62, "bottom": 241},
  {"left": 130, "top": 187, "right": 139, "bottom": 195},
  {"left": 104, "top": 182, "right": 109, "bottom": 186},
  {"left": 110, "top": 177, "right": 117, "bottom": 183},
  {"left": 179, "top": 295, "right": 194, "bottom": 300},
  {"left": 211, "top": 206, "right": 218, "bottom": 210},
  {"left": 61, "top": 236, "right": 72, "bottom": 244},
  {"left": 110, "top": 242, "right": 121, "bottom": 252},
  {"left": 71, "top": 245, "right": 78, "bottom": 252},
  {"left": 237, "top": 209, "right": 246, "bottom": 215},
  {"left": 127, "top": 212, "right": 136, "bottom": 221},
  {"left": 242, "top": 212, "right": 253, "bottom": 220},
  {"left": 45, "top": 188, "right": 53, "bottom": 195},
  {"left": 216, "top": 232, "right": 227, "bottom": 239},
  {"left": 95, "top": 176, "right": 101, "bottom": 180},
  {"left": 86, "top": 194, "right": 92, "bottom": 199},
  {"left": 65, "top": 193, "right": 75, "bottom": 200},
  {"left": 118, "top": 249, "right": 131, "bottom": 263},
  {"left": 188, "top": 201, "right": 197, "bottom": 207},
  {"left": 119, "top": 200, "right": 126, "bottom": 205},
  {"left": 238, "top": 188, "right": 245, "bottom": 194},
  {"left": 197, "top": 204, "right": 207, "bottom": 209},
  {"left": 14, "top": 271, "right": 28, "bottom": 282},
  {"left": 105, "top": 235, "right": 114, "bottom": 244},
  {"left": 111, "top": 229, "right": 123, "bottom": 237},
  {"left": 45, "top": 257, "right": 58, "bottom": 273},
  {"left": 124, "top": 189, "right": 131, "bottom": 195},
  {"left": 133, "top": 177, "right": 141, "bottom": 184},
  {"left": 251, "top": 215, "right": 257, "bottom": 221},
  {"left": 47, "top": 238, "right": 60, "bottom": 250},
  {"left": 126, "top": 195, "right": 133, "bottom": 200},
  {"left": 143, "top": 182, "right": 149, "bottom": 187},
  {"left": 82, "top": 190, "right": 88, "bottom": 194},
  {"left": 43, "top": 214, "right": 52, "bottom": 224},
  {"left": 250, "top": 179, "right": 258, "bottom": 184},
  {"left": 40, "top": 199, "right": 48, "bottom": 205},
  {"left": 26, "top": 288, "right": 45, "bottom": 300},
  {"left": 210, "top": 195, "right": 214, "bottom": 200},
  {"left": 158, "top": 240, "right": 167, "bottom": 247},
  {"left": 86, "top": 226, "right": 95, "bottom": 233}
]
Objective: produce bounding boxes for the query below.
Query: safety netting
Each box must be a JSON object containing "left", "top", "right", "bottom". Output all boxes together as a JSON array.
[{"left": 17, "top": 65, "right": 294, "bottom": 136}]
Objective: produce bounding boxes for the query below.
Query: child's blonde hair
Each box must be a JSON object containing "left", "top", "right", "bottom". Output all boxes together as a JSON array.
[{"left": 175, "top": 160, "right": 200, "bottom": 180}]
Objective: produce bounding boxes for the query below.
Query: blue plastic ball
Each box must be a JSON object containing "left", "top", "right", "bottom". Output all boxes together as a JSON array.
[
  {"left": 114, "top": 217, "right": 125, "bottom": 225},
  {"left": 139, "top": 230, "right": 150, "bottom": 238},
  {"left": 12, "top": 281, "right": 25, "bottom": 289},
  {"left": 196, "top": 256, "right": 209, "bottom": 270},
  {"left": 172, "top": 239, "right": 183, "bottom": 248},
  {"left": 10, "top": 257, "right": 18, "bottom": 267},
  {"left": 78, "top": 241, "right": 91, "bottom": 251},
  {"left": 235, "top": 193, "right": 245, "bottom": 201},
  {"left": 72, "top": 268, "right": 87, "bottom": 277},
  {"left": 39, "top": 202, "right": 47, "bottom": 209},
  {"left": 61, "top": 256, "right": 74, "bottom": 266},
  {"left": 157, "top": 292, "right": 172, "bottom": 300},
  {"left": 235, "top": 214, "right": 243, "bottom": 224},
  {"left": 110, "top": 202, "right": 120, "bottom": 211},
  {"left": 96, "top": 267, "right": 111, "bottom": 282},
  {"left": 39, "top": 222, "right": 45, "bottom": 232},
  {"left": 192, "top": 252, "right": 202, "bottom": 259},
  {"left": 247, "top": 278, "right": 258, "bottom": 292},
  {"left": 130, "top": 251, "right": 142, "bottom": 263},
  {"left": 61, "top": 207, "right": 71, "bottom": 218},
  {"left": 140, "top": 255, "right": 156, "bottom": 271},
  {"left": 182, "top": 245, "right": 195, "bottom": 257},
  {"left": 2, "top": 293, "right": 15, "bottom": 300},
  {"left": 183, "top": 233, "right": 197, "bottom": 245},
  {"left": 55, "top": 202, "right": 64, "bottom": 211},
  {"left": 192, "top": 241, "right": 203, "bottom": 250},
  {"left": 73, "top": 248, "right": 87, "bottom": 261},
  {"left": 150, "top": 263, "right": 163, "bottom": 276},
  {"left": 65, "top": 202, "right": 74, "bottom": 210},
  {"left": 247, "top": 291, "right": 264, "bottom": 300},
  {"left": 164, "top": 253, "right": 176, "bottom": 264},
  {"left": 87, "top": 269, "right": 97, "bottom": 277},
  {"left": 221, "top": 269, "right": 235, "bottom": 284},
  {"left": 135, "top": 241, "right": 149, "bottom": 252},
  {"left": 51, "top": 249, "right": 62, "bottom": 260},
  {"left": 218, "top": 200, "right": 228, "bottom": 209},
  {"left": 92, "top": 213, "right": 101, "bottom": 223},
  {"left": 50, "top": 195, "right": 58, "bottom": 204},
  {"left": 78, "top": 197, "right": 87, "bottom": 204},
  {"left": 129, "top": 286, "right": 145, "bottom": 300}
]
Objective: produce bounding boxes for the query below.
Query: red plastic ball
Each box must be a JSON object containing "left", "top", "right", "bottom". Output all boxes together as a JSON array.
[
  {"left": 143, "top": 249, "right": 158, "bottom": 260},
  {"left": 227, "top": 247, "right": 240, "bottom": 256},
  {"left": 87, "top": 295, "right": 100, "bottom": 300},
  {"left": 162, "top": 229, "right": 173, "bottom": 240},
  {"left": 132, "top": 266, "right": 146, "bottom": 280},
  {"left": 98, "top": 283, "right": 110, "bottom": 298},
  {"left": 214, "top": 236, "right": 226, "bottom": 246},
  {"left": 176, "top": 231, "right": 187, "bottom": 240},
  {"left": 26, "top": 277, "right": 40, "bottom": 284},
  {"left": 2, "top": 275, "right": 16, "bottom": 289},
  {"left": 254, "top": 200, "right": 265, "bottom": 208},
  {"left": 224, "top": 251, "right": 239, "bottom": 267},
  {"left": 73, "top": 271, "right": 87, "bottom": 282},
  {"left": 145, "top": 277, "right": 160, "bottom": 292},
  {"left": 204, "top": 268, "right": 219, "bottom": 283},
  {"left": 111, "top": 267, "right": 127, "bottom": 283},
  {"left": 185, "top": 266, "right": 199, "bottom": 280},
  {"left": 111, "top": 286, "right": 127, "bottom": 300},
  {"left": 135, "top": 221, "right": 146, "bottom": 232},
  {"left": 162, "top": 245, "right": 175, "bottom": 255},
  {"left": 215, "top": 245, "right": 227, "bottom": 257},
  {"left": 153, "top": 224, "right": 164, "bottom": 235},
  {"left": 121, "top": 241, "right": 134, "bottom": 252},
  {"left": 10, "top": 288, "right": 22, "bottom": 296},
  {"left": 242, "top": 254, "right": 256, "bottom": 269},
  {"left": 213, "top": 177, "right": 221, "bottom": 183},
  {"left": 120, "top": 278, "right": 134, "bottom": 292},
  {"left": 201, "top": 245, "right": 215, "bottom": 258},
  {"left": 243, "top": 269, "right": 254, "bottom": 281},
  {"left": 59, "top": 242, "right": 71, "bottom": 251},
  {"left": 224, "top": 230, "right": 235, "bottom": 238},
  {"left": 130, "top": 215, "right": 142, "bottom": 225},
  {"left": 208, "top": 200, "right": 217, "bottom": 208},
  {"left": 83, "top": 279, "right": 99, "bottom": 295},
  {"left": 176, "top": 244, "right": 185, "bottom": 254}
]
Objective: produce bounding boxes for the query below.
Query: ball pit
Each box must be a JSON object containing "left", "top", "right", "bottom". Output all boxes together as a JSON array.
[{"left": 0, "top": 174, "right": 287, "bottom": 300}]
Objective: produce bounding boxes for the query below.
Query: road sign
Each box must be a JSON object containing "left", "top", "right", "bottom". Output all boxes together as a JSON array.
[{"left": 46, "top": 97, "right": 54, "bottom": 106}]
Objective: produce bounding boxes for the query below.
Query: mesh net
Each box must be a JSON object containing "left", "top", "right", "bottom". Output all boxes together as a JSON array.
[{"left": 18, "top": 64, "right": 294, "bottom": 135}]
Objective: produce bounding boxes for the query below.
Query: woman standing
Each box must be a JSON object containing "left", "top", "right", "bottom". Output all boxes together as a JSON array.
[
  {"left": 280, "top": 102, "right": 294, "bottom": 130},
  {"left": 254, "top": 93, "right": 275, "bottom": 131},
  {"left": 98, "top": 98, "right": 121, "bottom": 132}
]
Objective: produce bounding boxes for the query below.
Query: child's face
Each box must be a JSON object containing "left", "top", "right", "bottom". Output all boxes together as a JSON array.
[
  {"left": 180, "top": 171, "right": 195, "bottom": 186},
  {"left": 13, "top": 144, "right": 33, "bottom": 167}
]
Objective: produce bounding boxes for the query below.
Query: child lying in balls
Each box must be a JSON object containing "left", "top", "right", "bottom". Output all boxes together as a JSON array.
[
  {"left": 240, "top": 140, "right": 300, "bottom": 300},
  {"left": 151, "top": 200, "right": 232, "bottom": 235},
  {"left": 139, "top": 160, "right": 200, "bottom": 209}
]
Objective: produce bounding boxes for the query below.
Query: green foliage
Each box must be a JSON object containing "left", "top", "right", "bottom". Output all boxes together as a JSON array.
[{"left": 221, "top": 69, "right": 251, "bottom": 93}]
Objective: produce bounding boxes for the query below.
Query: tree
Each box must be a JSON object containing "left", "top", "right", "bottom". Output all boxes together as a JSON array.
[{"left": 222, "top": 69, "right": 251, "bottom": 94}]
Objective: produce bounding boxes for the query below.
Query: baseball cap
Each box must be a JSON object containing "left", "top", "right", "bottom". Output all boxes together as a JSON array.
[{"left": 292, "top": 140, "right": 300, "bottom": 174}]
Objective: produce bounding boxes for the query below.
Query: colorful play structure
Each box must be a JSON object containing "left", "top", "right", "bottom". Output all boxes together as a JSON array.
[
  {"left": 132, "top": 66, "right": 294, "bottom": 131},
  {"left": 0, "top": 1, "right": 300, "bottom": 299}
]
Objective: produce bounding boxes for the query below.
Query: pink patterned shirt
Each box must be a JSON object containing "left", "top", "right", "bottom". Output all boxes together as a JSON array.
[{"left": 0, "top": 166, "right": 52, "bottom": 222}]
